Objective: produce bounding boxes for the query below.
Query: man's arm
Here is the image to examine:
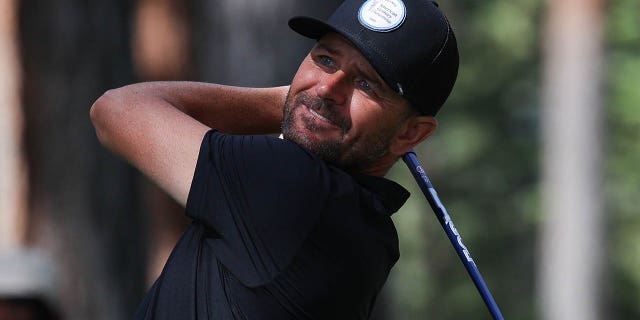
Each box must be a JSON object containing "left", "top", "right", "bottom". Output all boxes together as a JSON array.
[{"left": 90, "top": 81, "right": 288, "bottom": 206}]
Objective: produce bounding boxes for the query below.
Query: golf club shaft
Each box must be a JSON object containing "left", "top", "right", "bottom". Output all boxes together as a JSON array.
[{"left": 402, "top": 150, "right": 504, "bottom": 320}]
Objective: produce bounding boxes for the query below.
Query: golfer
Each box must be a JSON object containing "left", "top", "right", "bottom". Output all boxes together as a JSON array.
[{"left": 91, "top": 0, "right": 458, "bottom": 318}]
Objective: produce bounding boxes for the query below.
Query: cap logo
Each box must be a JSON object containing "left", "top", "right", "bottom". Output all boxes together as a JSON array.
[{"left": 358, "top": 0, "right": 407, "bottom": 32}]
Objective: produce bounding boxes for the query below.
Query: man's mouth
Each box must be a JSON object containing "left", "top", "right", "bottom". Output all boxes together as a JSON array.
[
  {"left": 308, "top": 107, "right": 334, "bottom": 124},
  {"left": 293, "top": 92, "right": 351, "bottom": 132}
]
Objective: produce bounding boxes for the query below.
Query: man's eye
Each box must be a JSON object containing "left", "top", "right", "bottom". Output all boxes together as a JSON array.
[
  {"left": 317, "top": 56, "right": 334, "bottom": 67},
  {"left": 358, "top": 79, "right": 374, "bottom": 93}
]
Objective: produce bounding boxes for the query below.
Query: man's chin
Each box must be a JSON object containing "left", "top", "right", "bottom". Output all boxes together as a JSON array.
[
  {"left": 284, "top": 128, "right": 342, "bottom": 163},
  {"left": 282, "top": 104, "right": 345, "bottom": 165}
]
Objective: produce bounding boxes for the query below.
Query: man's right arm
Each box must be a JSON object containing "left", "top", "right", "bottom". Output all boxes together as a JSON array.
[
  {"left": 109, "top": 82, "right": 287, "bottom": 134},
  {"left": 90, "top": 81, "right": 288, "bottom": 206}
]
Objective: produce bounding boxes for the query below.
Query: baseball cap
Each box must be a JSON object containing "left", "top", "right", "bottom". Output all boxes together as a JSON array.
[{"left": 289, "top": 0, "right": 459, "bottom": 116}]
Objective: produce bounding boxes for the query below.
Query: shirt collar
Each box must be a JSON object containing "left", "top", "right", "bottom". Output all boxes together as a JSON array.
[
  {"left": 281, "top": 133, "right": 410, "bottom": 214},
  {"left": 352, "top": 173, "right": 410, "bottom": 215}
]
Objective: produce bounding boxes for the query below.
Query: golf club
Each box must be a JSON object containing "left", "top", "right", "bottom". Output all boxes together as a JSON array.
[{"left": 402, "top": 150, "right": 504, "bottom": 320}]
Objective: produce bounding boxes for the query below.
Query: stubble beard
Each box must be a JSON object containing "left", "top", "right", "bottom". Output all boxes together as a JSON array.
[{"left": 281, "top": 90, "right": 394, "bottom": 173}]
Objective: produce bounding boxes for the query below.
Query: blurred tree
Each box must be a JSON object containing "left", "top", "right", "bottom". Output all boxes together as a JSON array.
[
  {"left": 0, "top": 0, "right": 27, "bottom": 248},
  {"left": 18, "top": 1, "right": 145, "bottom": 319},
  {"left": 189, "top": 0, "right": 341, "bottom": 87},
  {"left": 539, "top": 0, "right": 605, "bottom": 319}
]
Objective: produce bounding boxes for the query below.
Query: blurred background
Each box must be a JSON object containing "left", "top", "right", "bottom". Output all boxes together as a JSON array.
[{"left": 0, "top": 0, "right": 637, "bottom": 319}]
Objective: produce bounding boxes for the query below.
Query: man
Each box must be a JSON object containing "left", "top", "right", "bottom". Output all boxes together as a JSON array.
[{"left": 91, "top": 0, "right": 458, "bottom": 318}]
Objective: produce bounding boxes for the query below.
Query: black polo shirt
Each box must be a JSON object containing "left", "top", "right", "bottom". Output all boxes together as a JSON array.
[{"left": 134, "top": 131, "right": 409, "bottom": 319}]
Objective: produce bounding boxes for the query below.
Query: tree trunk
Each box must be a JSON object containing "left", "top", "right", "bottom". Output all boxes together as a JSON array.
[
  {"left": 539, "top": 0, "right": 605, "bottom": 319},
  {"left": 0, "top": 0, "right": 27, "bottom": 249},
  {"left": 18, "top": 1, "right": 146, "bottom": 319},
  {"left": 190, "top": 0, "right": 342, "bottom": 86}
]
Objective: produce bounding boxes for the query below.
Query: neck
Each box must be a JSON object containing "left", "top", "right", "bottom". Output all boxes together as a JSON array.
[{"left": 351, "top": 155, "right": 397, "bottom": 177}]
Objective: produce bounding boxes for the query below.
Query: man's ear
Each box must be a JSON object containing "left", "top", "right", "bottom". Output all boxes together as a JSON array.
[{"left": 389, "top": 116, "right": 438, "bottom": 156}]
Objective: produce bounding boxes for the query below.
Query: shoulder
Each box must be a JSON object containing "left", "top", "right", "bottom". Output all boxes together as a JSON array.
[
  {"left": 202, "top": 131, "right": 322, "bottom": 167},
  {"left": 191, "top": 131, "right": 336, "bottom": 212},
  {"left": 203, "top": 131, "right": 330, "bottom": 179}
]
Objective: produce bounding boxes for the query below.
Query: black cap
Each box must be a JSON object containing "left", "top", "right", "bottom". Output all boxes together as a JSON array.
[{"left": 289, "top": 0, "right": 459, "bottom": 116}]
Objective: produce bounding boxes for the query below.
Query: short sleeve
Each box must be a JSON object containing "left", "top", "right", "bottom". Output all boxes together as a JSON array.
[{"left": 185, "top": 131, "right": 330, "bottom": 287}]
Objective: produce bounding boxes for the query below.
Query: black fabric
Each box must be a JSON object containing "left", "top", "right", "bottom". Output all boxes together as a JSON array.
[{"left": 133, "top": 131, "right": 409, "bottom": 319}]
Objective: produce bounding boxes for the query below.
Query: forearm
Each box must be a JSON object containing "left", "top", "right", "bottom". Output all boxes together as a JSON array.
[{"left": 99, "top": 81, "right": 287, "bottom": 135}]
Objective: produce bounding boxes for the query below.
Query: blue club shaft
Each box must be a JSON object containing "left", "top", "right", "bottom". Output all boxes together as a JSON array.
[{"left": 402, "top": 151, "right": 504, "bottom": 320}]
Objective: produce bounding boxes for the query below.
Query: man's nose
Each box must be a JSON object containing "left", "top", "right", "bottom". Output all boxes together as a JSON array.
[{"left": 316, "top": 70, "right": 350, "bottom": 106}]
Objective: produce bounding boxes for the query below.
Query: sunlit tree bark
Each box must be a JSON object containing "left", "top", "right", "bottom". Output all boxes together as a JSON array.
[
  {"left": 539, "top": 0, "right": 605, "bottom": 319},
  {"left": 0, "top": 0, "right": 27, "bottom": 249}
]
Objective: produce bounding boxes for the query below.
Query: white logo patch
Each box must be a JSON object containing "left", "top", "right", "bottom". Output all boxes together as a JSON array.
[{"left": 358, "top": 0, "right": 407, "bottom": 32}]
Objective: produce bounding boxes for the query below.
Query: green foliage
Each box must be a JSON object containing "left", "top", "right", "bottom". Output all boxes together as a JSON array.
[{"left": 606, "top": 0, "right": 640, "bottom": 319}]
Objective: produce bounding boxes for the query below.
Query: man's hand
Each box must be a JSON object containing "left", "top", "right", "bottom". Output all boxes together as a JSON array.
[{"left": 90, "top": 82, "right": 288, "bottom": 206}]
